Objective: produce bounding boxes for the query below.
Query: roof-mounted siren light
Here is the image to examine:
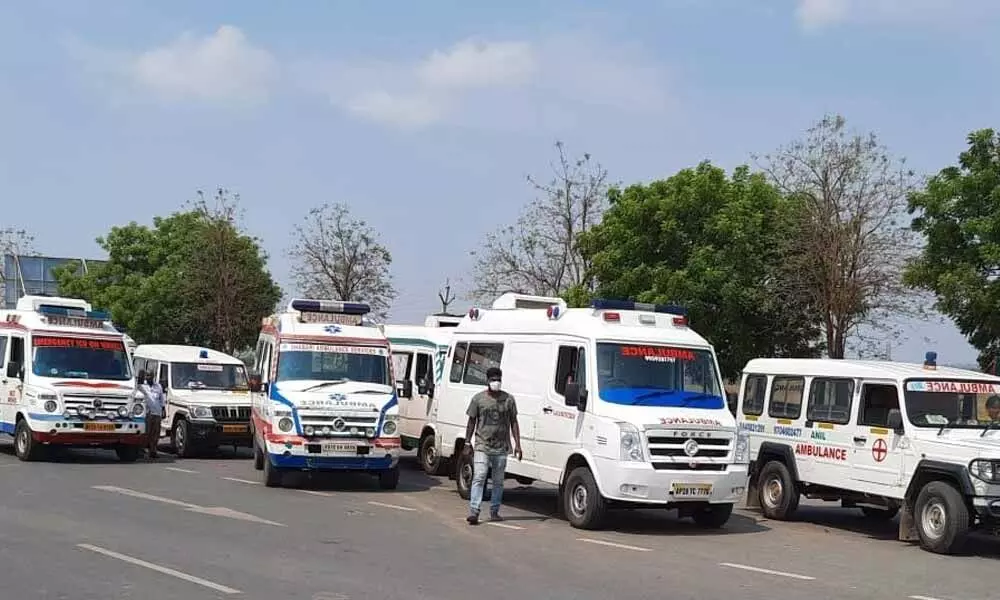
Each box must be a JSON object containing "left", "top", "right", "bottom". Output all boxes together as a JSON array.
[
  {"left": 590, "top": 298, "right": 688, "bottom": 325},
  {"left": 924, "top": 351, "right": 937, "bottom": 370},
  {"left": 289, "top": 298, "right": 371, "bottom": 325},
  {"left": 36, "top": 304, "right": 110, "bottom": 322},
  {"left": 546, "top": 304, "right": 561, "bottom": 320},
  {"left": 199, "top": 349, "right": 209, "bottom": 359},
  {"left": 468, "top": 307, "right": 482, "bottom": 321},
  {"left": 18, "top": 295, "right": 92, "bottom": 313},
  {"left": 491, "top": 292, "right": 568, "bottom": 312}
]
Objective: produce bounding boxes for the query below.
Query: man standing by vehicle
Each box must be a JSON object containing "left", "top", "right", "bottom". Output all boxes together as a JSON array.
[
  {"left": 139, "top": 370, "right": 164, "bottom": 460},
  {"left": 464, "top": 367, "right": 522, "bottom": 525}
]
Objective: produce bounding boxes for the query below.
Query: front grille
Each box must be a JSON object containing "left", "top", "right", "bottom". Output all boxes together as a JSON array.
[
  {"left": 652, "top": 463, "right": 727, "bottom": 471},
  {"left": 645, "top": 427, "right": 734, "bottom": 468},
  {"left": 211, "top": 406, "right": 251, "bottom": 422},
  {"left": 62, "top": 394, "right": 130, "bottom": 410},
  {"left": 298, "top": 412, "right": 378, "bottom": 437}
]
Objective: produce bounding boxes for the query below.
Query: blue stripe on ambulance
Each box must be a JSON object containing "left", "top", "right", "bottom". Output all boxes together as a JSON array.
[{"left": 268, "top": 386, "right": 302, "bottom": 434}]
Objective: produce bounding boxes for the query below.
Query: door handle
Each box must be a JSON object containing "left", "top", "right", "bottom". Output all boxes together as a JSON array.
[
  {"left": 542, "top": 407, "right": 553, "bottom": 414},
  {"left": 853, "top": 436, "right": 867, "bottom": 443}
]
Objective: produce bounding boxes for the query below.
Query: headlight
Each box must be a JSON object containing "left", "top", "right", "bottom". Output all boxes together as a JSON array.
[
  {"left": 132, "top": 403, "right": 145, "bottom": 418},
  {"left": 734, "top": 431, "right": 750, "bottom": 464},
  {"left": 304, "top": 425, "right": 315, "bottom": 436},
  {"left": 382, "top": 419, "right": 398, "bottom": 436},
  {"left": 43, "top": 400, "right": 58, "bottom": 413},
  {"left": 365, "top": 427, "right": 376, "bottom": 438},
  {"left": 618, "top": 422, "right": 644, "bottom": 462},
  {"left": 117, "top": 406, "right": 130, "bottom": 418},
  {"left": 191, "top": 406, "right": 213, "bottom": 419},
  {"left": 278, "top": 417, "right": 293, "bottom": 432},
  {"left": 970, "top": 459, "right": 1000, "bottom": 483}
]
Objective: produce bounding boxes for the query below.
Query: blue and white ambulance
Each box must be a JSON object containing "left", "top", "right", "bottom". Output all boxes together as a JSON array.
[
  {"left": 249, "top": 299, "right": 401, "bottom": 488},
  {"left": 0, "top": 296, "right": 146, "bottom": 462}
]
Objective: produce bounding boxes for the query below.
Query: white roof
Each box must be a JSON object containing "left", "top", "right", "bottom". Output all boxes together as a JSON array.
[
  {"left": 134, "top": 344, "right": 243, "bottom": 365},
  {"left": 0, "top": 296, "right": 122, "bottom": 338},
  {"left": 384, "top": 325, "right": 453, "bottom": 350},
  {"left": 262, "top": 311, "right": 388, "bottom": 343},
  {"left": 742, "top": 358, "right": 1000, "bottom": 382}
]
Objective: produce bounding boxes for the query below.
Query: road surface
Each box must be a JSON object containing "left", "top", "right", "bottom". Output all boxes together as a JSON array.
[{"left": 0, "top": 444, "right": 996, "bottom": 600}]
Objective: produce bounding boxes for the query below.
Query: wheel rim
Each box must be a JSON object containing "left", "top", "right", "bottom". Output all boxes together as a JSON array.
[
  {"left": 570, "top": 482, "right": 588, "bottom": 517},
  {"left": 921, "top": 499, "right": 947, "bottom": 540},
  {"left": 16, "top": 428, "right": 28, "bottom": 455},
  {"left": 460, "top": 459, "right": 473, "bottom": 490},
  {"left": 763, "top": 475, "right": 783, "bottom": 509},
  {"left": 175, "top": 425, "right": 186, "bottom": 453},
  {"left": 423, "top": 443, "right": 437, "bottom": 468}
]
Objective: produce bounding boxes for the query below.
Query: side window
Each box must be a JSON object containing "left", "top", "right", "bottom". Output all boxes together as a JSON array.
[
  {"left": 0, "top": 336, "right": 7, "bottom": 367},
  {"left": 10, "top": 337, "right": 25, "bottom": 377},
  {"left": 741, "top": 375, "right": 767, "bottom": 416},
  {"left": 461, "top": 343, "right": 504, "bottom": 386},
  {"left": 415, "top": 353, "right": 432, "bottom": 384},
  {"left": 449, "top": 343, "right": 468, "bottom": 383},
  {"left": 554, "top": 345, "right": 582, "bottom": 395},
  {"left": 158, "top": 363, "right": 169, "bottom": 385},
  {"left": 769, "top": 376, "right": 804, "bottom": 419},
  {"left": 253, "top": 340, "right": 264, "bottom": 374},
  {"left": 808, "top": 378, "right": 854, "bottom": 425},
  {"left": 391, "top": 352, "right": 412, "bottom": 382},
  {"left": 264, "top": 343, "right": 275, "bottom": 382},
  {"left": 858, "top": 383, "right": 900, "bottom": 428}
]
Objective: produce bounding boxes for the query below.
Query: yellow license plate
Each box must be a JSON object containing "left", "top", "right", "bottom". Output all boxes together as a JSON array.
[
  {"left": 222, "top": 424, "right": 247, "bottom": 433},
  {"left": 84, "top": 422, "right": 116, "bottom": 432},
  {"left": 670, "top": 483, "right": 713, "bottom": 498}
]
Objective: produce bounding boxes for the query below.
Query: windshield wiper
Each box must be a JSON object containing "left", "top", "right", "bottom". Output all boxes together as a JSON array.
[
  {"left": 981, "top": 422, "right": 1000, "bottom": 437},
  {"left": 301, "top": 378, "right": 352, "bottom": 392}
]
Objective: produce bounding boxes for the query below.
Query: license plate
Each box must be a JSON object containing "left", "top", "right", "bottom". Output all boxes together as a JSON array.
[
  {"left": 323, "top": 443, "right": 359, "bottom": 453},
  {"left": 670, "top": 483, "right": 713, "bottom": 498},
  {"left": 84, "top": 422, "right": 116, "bottom": 432},
  {"left": 222, "top": 424, "right": 247, "bottom": 433}
]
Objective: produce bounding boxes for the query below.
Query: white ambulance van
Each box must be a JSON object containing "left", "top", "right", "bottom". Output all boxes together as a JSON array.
[
  {"left": 249, "top": 299, "right": 401, "bottom": 489},
  {"left": 133, "top": 344, "right": 252, "bottom": 457},
  {"left": 384, "top": 323, "right": 452, "bottom": 474},
  {"left": 0, "top": 296, "right": 146, "bottom": 462},
  {"left": 738, "top": 354, "right": 1000, "bottom": 554},
  {"left": 433, "top": 293, "right": 749, "bottom": 530}
]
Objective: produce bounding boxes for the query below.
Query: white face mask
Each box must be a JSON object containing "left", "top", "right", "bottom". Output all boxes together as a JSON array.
[{"left": 488, "top": 380, "right": 501, "bottom": 392}]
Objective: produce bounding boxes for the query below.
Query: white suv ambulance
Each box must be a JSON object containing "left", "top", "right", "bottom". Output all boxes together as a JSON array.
[
  {"left": 738, "top": 354, "right": 1000, "bottom": 554},
  {"left": 249, "top": 299, "right": 401, "bottom": 489},
  {"left": 0, "top": 296, "right": 146, "bottom": 462},
  {"left": 133, "top": 344, "right": 252, "bottom": 457},
  {"left": 384, "top": 323, "right": 452, "bottom": 474},
  {"left": 433, "top": 293, "right": 749, "bottom": 530}
]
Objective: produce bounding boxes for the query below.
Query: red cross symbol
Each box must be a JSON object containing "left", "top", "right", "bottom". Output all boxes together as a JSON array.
[{"left": 872, "top": 438, "right": 888, "bottom": 463}]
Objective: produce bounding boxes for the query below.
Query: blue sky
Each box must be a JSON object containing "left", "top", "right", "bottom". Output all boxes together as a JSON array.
[{"left": 1, "top": 0, "right": 998, "bottom": 364}]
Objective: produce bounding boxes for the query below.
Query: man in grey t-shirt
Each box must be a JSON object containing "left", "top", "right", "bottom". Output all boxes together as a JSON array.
[{"left": 464, "top": 366, "right": 522, "bottom": 524}]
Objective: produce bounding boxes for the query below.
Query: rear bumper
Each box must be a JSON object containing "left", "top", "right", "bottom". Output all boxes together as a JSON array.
[{"left": 186, "top": 420, "right": 253, "bottom": 446}]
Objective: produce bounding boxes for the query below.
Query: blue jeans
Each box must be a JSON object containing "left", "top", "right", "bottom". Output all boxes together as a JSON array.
[{"left": 469, "top": 451, "right": 507, "bottom": 515}]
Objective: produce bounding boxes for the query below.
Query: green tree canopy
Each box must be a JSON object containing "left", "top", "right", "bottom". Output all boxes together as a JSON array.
[
  {"left": 906, "top": 129, "right": 1000, "bottom": 369},
  {"left": 578, "top": 161, "right": 821, "bottom": 379},
  {"left": 56, "top": 190, "right": 281, "bottom": 354}
]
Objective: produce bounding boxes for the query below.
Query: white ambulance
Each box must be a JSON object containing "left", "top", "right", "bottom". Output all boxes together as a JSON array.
[
  {"left": 0, "top": 296, "right": 146, "bottom": 462},
  {"left": 133, "top": 344, "right": 252, "bottom": 457},
  {"left": 737, "top": 354, "right": 1000, "bottom": 554},
  {"left": 433, "top": 293, "right": 749, "bottom": 530},
  {"left": 384, "top": 323, "right": 453, "bottom": 474},
  {"left": 249, "top": 299, "right": 401, "bottom": 488}
]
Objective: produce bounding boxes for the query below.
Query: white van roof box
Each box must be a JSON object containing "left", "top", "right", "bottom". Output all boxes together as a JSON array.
[
  {"left": 424, "top": 314, "right": 463, "bottom": 327},
  {"left": 491, "top": 292, "right": 567, "bottom": 311},
  {"left": 16, "top": 295, "right": 93, "bottom": 312}
]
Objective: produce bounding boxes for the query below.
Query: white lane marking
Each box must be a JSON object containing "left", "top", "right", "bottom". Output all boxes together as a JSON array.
[
  {"left": 909, "top": 596, "right": 947, "bottom": 600},
  {"left": 92, "top": 485, "right": 199, "bottom": 509},
  {"left": 222, "top": 477, "right": 261, "bottom": 485},
  {"left": 297, "top": 490, "right": 333, "bottom": 497},
  {"left": 77, "top": 544, "right": 241, "bottom": 594},
  {"left": 487, "top": 522, "right": 524, "bottom": 530},
  {"left": 165, "top": 467, "right": 199, "bottom": 474},
  {"left": 576, "top": 538, "right": 652, "bottom": 552},
  {"left": 719, "top": 562, "right": 815, "bottom": 581},
  {"left": 368, "top": 501, "right": 417, "bottom": 512}
]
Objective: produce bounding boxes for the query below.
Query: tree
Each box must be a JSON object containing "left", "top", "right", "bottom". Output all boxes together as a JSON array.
[
  {"left": 758, "top": 114, "right": 922, "bottom": 359},
  {"left": 438, "top": 279, "right": 457, "bottom": 314},
  {"left": 56, "top": 191, "right": 281, "bottom": 352},
  {"left": 469, "top": 141, "right": 608, "bottom": 302},
  {"left": 578, "top": 162, "right": 822, "bottom": 380},
  {"left": 0, "top": 228, "right": 37, "bottom": 301},
  {"left": 905, "top": 129, "right": 1000, "bottom": 370},
  {"left": 287, "top": 203, "right": 396, "bottom": 319}
]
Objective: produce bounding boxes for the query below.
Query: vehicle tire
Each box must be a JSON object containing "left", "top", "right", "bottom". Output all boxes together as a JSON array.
[
  {"left": 563, "top": 466, "right": 607, "bottom": 530},
  {"left": 14, "top": 419, "right": 43, "bottom": 462},
  {"left": 757, "top": 460, "right": 799, "bottom": 520},
  {"left": 262, "top": 453, "right": 283, "bottom": 488},
  {"left": 456, "top": 450, "right": 473, "bottom": 500},
  {"left": 378, "top": 467, "right": 401, "bottom": 490},
  {"left": 692, "top": 503, "right": 734, "bottom": 529},
  {"left": 861, "top": 506, "right": 899, "bottom": 520},
  {"left": 253, "top": 437, "right": 264, "bottom": 471},
  {"left": 915, "top": 481, "right": 970, "bottom": 554},
  {"left": 419, "top": 434, "right": 446, "bottom": 476},
  {"left": 172, "top": 419, "right": 197, "bottom": 459},
  {"left": 116, "top": 445, "right": 141, "bottom": 463}
]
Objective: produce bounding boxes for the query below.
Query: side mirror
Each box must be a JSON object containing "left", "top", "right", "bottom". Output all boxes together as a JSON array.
[
  {"left": 887, "top": 409, "right": 904, "bottom": 434},
  {"left": 399, "top": 380, "right": 414, "bottom": 399},
  {"left": 565, "top": 382, "right": 588, "bottom": 411},
  {"left": 248, "top": 374, "right": 263, "bottom": 393},
  {"left": 6, "top": 361, "right": 22, "bottom": 380}
]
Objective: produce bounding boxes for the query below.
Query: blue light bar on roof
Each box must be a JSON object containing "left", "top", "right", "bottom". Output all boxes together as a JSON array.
[
  {"left": 199, "top": 349, "right": 209, "bottom": 359},
  {"left": 37, "top": 304, "right": 110, "bottom": 321},
  {"left": 590, "top": 298, "right": 687, "bottom": 316},
  {"left": 291, "top": 299, "right": 371, "bottom": 316}
]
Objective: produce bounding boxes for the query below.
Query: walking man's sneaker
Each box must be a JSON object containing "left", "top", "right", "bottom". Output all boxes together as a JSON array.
[
  {"left": 467, "top": 512, "right": 480, "bottom": 525},
  {"left": 490, "top": 511, "right": 503, "bottom": 522}
]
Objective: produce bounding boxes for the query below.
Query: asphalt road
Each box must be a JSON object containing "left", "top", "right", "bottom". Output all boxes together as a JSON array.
[{"left": 0, "top": 444, "right": 997, "bottom": 600}]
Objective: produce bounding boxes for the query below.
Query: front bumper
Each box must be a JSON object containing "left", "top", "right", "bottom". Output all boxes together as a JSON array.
[
  {"left": 973, "top": 496, "right": 1000, "bottom": 521},
  {"left": 263, "top": 437, "right": 400, "bottom": 471},
  {"left": 186, "top": 420, "right": 253, "bottom": 447},
  {"left": 594, "top": 457, "right": 749, "bottom": 506},
  {"left": 26, "top": 413, "right": 145, "bottom": 445}
]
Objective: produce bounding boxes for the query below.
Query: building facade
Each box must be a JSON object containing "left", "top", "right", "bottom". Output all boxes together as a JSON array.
[{"left": 2, "top": 254, "right": 104, "bottom": 309}]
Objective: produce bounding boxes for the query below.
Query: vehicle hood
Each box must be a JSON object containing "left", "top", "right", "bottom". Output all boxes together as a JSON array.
[
  {"left": 912, "top": 429, "right": 1000, "bottom": 459},
  {"left": 597, "top": 403, "right": 736, "bottom": 431},
  {"left": 41, "top": 379, "right": 136, "bottom": 400},
  {"left": 272, "top": 380, "right": 395, "bottom": 413},
  {"left": 170, "top": 388, "right": 251, "bottom": 405}
]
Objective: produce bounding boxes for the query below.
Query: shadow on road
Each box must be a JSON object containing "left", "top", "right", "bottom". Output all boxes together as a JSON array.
[{"left": 0, "top": 440, "right": 253, "bottom": 465}]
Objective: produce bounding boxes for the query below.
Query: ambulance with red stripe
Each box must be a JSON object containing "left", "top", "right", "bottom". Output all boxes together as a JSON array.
[
  {"left": 0, "top": 296, "right": 146, "bottom": 462},
  {"left": 738, "top": 354, "right": 1000, "bottom": 555},
  {"left": 248, "top": 299, "right": 401, "bottom": 489}
]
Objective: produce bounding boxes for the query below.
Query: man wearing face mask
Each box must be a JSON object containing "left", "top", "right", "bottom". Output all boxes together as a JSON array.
[
  {"left": 143, "top": 370, "right": 165, "bottom": 460},
  {"left": 464, "top": 366, "right": 522, "bottom": 525}
]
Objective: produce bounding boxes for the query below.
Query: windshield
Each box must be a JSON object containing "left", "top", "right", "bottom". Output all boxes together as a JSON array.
[
  {"left": 277, "top": 342, "right": 390, "bottom": 386},
  {"left": 595, "top": 343, "right": 724, "bottom": 408},
  {"left": 905, "top": 379, "right": 1000, "bottom": 428},
  {"left": 171, "top": 362, "right": 248, "bottom": 390},
  {"left": 31, "top": 336, "right": 131, "bottom": 381}
]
